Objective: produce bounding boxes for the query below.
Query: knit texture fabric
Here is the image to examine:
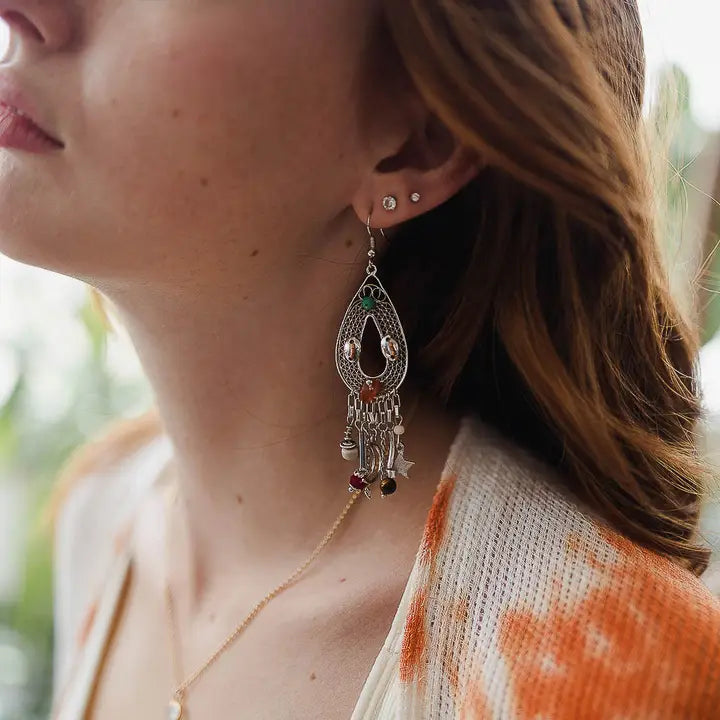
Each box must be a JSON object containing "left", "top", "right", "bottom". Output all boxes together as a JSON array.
[
  {"left": 51, "top": 413, "right": 720, "bottom": 719},
  {"left": 383, "top": 415, "right": 720, "bottom": 718}
]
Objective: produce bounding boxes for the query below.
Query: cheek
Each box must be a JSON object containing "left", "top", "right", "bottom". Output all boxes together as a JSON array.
[
  {"left": 0, "top": 2, "right": 371, "bottom": 281},
  {"left": 82, "top": 16, "right": 281, "bottom": 233},
  {"left": 81, "top": 7, "right": 361, "bottom": 272}
]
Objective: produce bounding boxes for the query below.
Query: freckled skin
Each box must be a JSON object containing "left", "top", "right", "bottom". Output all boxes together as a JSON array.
[{"left": 0, "top": 1, "right": 411, "bottom": 286}]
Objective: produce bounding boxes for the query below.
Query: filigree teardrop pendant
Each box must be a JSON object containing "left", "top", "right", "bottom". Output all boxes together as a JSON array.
[
  {"left": 335, "top": 274, "right": 408, "bottom": 396},
  {"left": 335, "top": 269, "right": 413, "bottom": 498}
]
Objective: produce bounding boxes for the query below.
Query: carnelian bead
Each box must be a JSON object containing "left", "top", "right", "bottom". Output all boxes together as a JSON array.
[{"left": 359, "top": 378, "right": 383, "bottom": 403}]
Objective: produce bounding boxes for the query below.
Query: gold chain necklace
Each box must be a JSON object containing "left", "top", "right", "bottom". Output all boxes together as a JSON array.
[{"left": 161, "top": 482, "right": 362, "bottom": 720}]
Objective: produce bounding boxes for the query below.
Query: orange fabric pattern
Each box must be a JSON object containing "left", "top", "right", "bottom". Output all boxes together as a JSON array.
[
  {"left": 400, "top": 472, "right": 457, "bottom": 685},
  {"left": 74, "top": 600, "right": 98, "bottom": 650},
  {"left": 459, "top": 522, "right": 720, "bottom": 718},
  {"left": 398, "top": 444, "right": 720, "bottom": 719}
]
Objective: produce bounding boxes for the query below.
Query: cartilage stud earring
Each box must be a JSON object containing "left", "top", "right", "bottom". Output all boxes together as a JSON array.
[{"left": 381, "top": 195, "right": 397, "bottom": 211}]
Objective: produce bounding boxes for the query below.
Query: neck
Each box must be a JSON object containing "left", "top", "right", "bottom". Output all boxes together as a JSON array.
[{"left": 97, "top": 222, "right": 460, "bottom": 614}]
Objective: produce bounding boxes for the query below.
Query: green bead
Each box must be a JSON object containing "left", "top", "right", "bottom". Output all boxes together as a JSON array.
[{"left": 361, "top": 296, "right": 376, "bottom": 310}]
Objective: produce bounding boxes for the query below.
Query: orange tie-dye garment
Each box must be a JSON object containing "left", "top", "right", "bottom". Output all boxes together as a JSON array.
[{"left": 387, "top": 415, "right": 720, "bottom": 719}]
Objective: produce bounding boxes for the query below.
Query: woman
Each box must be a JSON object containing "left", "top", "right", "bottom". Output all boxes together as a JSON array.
[{"left": 1, "top": 0, "right": 718, "bottom": 718}]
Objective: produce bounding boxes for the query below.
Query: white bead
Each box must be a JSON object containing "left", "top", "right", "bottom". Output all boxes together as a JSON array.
[
  {"left": 393, "top": 424, "right": 405, "bottom": 435},
  {"left": 341, "top": 447, "right": 359, "bottom": 461}
]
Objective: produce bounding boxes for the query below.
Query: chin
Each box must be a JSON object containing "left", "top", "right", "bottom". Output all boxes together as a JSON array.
[
  {"left": 0, "top": 222, "right": 95, "bottom": 281},
  {"left": 0, "top": 150, "right": 78, "bottom": 269}
]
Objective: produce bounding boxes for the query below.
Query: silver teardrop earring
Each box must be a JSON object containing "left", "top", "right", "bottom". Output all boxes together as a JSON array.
[{"left": 335, "top": 203, "right": 415, "bottom": 498}]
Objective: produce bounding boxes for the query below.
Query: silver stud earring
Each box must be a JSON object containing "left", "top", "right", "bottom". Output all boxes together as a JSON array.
[
  {"left": 381, "top": 195, "right": 397, "bottom": 211},
  {"left": 409, "top": 192, "right": 421, "bottom": 203},
  {"left": 334, "top": 206, "right": 415, "bottom": 498}
]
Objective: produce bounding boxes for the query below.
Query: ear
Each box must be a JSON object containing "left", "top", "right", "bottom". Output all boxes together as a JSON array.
[{"left": 351, "top": 111, "right": 484, "bottom": 228}]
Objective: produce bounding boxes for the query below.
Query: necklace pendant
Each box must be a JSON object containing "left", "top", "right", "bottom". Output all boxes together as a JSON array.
[{"left": 167, "top": 697, "right": 183, "bottom": 720}]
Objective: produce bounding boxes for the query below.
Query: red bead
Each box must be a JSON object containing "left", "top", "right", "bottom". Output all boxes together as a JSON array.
[
  {"left": 349, "top": 473, "right": 367, "bottom": 489},
  {"left": 359, "top": 378, "right": 383, "bottom": 403}
]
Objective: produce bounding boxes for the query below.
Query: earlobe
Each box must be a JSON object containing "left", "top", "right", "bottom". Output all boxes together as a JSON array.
[
  {"left": 350, "top": 144, "right": 483, "bottom": 229},
  {"left": 369, "top": 192, "right": 420, "bottom": 226},
  {"left": 350, "top": 190, "right": 417, "bottom": 229}
]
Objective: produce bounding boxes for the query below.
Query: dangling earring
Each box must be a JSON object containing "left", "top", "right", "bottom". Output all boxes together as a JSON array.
[{"left": 335, "top": 200, "right": 415, "bottom": 498}]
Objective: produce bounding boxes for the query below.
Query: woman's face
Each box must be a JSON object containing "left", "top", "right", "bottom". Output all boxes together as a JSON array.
[{"left": 0, "top": 0, "right": 420, "bottom": 288}]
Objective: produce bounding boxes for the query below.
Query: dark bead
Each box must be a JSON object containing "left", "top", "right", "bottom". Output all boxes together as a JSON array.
[{"left": 380, "top": 478, "right": 397, "bottom": 496}]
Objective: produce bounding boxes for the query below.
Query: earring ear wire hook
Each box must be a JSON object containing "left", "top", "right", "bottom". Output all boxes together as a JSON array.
[{"left": 366, "top": 212, "right": 388, "bottom": 242}]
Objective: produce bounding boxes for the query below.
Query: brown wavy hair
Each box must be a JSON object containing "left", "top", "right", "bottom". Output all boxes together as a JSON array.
[
  {"left": 378, "top": 0, "right": 713, "bottom": 574},
  {"left": 51, "top": 0, "right": 714, "bottom": 574}
]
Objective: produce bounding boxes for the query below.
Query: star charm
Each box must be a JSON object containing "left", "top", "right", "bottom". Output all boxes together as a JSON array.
[{"left": 393, "top": 448, "right": 415, "bottom": 478}]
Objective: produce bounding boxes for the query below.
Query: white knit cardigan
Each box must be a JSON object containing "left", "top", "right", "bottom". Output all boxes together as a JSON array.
[{"left": 51, "top": 413, "right": 720, "bottom": 719}]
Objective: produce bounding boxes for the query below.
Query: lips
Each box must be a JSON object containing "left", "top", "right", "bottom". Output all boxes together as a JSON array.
[
  {"left": 0, "top": 102, "right": 63, "bottom": 152},
  {"left": 0, "top": 74, "right": 63, "bottom": 147}
]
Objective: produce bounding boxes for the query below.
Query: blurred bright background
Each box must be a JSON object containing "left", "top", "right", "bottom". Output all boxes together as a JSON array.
[{"left": 1, "top": 3, "right": 720, "bottom": 718}]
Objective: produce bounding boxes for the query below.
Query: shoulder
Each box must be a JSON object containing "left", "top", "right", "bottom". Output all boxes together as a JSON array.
[
  {"left": 409, "top": 414, "right": 720, "bottom": 717},
  {"left": 51, "top": 411, "right": 172, "bottom": 696}
]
